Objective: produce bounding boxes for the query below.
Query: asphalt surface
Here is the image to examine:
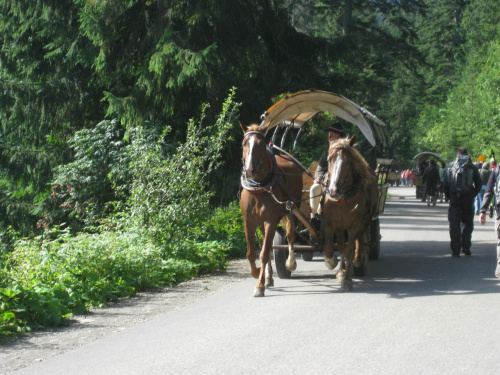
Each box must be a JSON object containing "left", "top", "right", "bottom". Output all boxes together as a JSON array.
[{"left": 10, "top": 186, "right": 500, "bottom": 375}]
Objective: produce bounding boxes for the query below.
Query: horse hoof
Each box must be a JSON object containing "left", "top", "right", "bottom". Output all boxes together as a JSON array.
[
  {"left": 286, "top": 260, "right": 297, "bottom": 271},
  {"left": 324, "top": 256, "right": 338, "bottom": 270},
  {"left": 265, "top": 278, "right": 274, "bottom": 288},
  {"left": 336, "top": 270, "right": 345, "bottom": 282},
  {"left": 253, "top": 287, "right": 265, "bottom": 297}
]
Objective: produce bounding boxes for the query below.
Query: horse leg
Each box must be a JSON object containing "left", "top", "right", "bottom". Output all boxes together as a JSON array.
[
  {"left": 244, "top": 220, "right": 260, "bottom": 279},
  {"left": 336, "top": 231, "right": 347, "bottom": 283},
  {"left": 265, "top": 227, "right": 274, "bottom": 287},
  {"left": 353, "top": 237, "right": 363, "bottom": 267},
  {"left": 253, "top": 222, "right": 276, "bottom": 297},
  {"left": 284, "top": 215, "right": 297, "bottom": 272},
  {"left": 323, "top": 223, "right": 338, "bottom": 270},
  {"left": 265, "top": 259, "right": 274, "bottom": 287},
  {"left": 340, "top": 232, "right": 357, "bottom": 291}
]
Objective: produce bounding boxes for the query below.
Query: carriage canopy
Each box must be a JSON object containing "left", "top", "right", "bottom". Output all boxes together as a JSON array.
[
  {"left": 259, "top": 90, "right": 389, "bottom": 148},
  {"left": 413, "top": 152, "right": 446, "bottom": 167}
]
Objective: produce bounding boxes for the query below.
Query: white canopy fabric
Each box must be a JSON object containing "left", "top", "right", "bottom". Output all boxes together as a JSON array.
[{"left": 259, "top": 90, "right": 388, "bottom": 147}]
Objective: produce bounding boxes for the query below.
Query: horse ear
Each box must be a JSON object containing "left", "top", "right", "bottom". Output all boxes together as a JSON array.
[
  {"left": 261, "top": 124, "right": 269, "bottom": 136},
  {"left": 349, "top": 134, "right": 357, "bottom": 147},
  {"left": 239, "top": 122, "right": 247, "bottom": 135}
]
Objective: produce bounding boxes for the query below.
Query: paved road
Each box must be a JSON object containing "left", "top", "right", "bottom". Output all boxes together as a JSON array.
[{"left": 11, "top": 187, "right": 500, "bottom": 375}]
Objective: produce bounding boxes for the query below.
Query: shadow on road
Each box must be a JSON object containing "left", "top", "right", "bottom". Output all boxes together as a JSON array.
[{"left": 268, "top": 240, "right": 500, "bottom": 299}]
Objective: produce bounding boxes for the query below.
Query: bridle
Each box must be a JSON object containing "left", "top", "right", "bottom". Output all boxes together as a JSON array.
[
  {"left": 242, "top": 130, "right": 267, "bottom": 176},
  {"left": 326, "top": 146, "right": 360, "bottom": 204},
  {"left": 241, "top": 130, "right": 277, "bottom": 193}
]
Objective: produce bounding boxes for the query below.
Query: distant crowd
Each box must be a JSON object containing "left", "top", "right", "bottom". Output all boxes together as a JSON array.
[
  {"left": 390, "top": 149, "right": 500, "bottom": 278},
  {"left": 395, "top": 156, "right": 496, "bottom": 212}
]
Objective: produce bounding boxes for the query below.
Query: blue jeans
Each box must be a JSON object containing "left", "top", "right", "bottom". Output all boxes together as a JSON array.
[{"left": 474, "top": 185, "right": 487, "bottom": 214}]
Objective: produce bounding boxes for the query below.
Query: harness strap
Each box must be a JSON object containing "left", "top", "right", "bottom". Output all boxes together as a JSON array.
[{"left": 327, "top": 191, "right": 361, "bottom": 206}]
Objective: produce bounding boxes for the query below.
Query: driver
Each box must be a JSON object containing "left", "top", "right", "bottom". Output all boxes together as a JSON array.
[{"left": 309, "top": 122, "right": 346, "bottom": 221}]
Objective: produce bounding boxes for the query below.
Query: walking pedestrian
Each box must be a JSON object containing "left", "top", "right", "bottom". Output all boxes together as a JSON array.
[
  {"left": 422, "top": 160, "right": 440, "bottom": 206},
  {"left": 475, "top": 161, "right": 491, "bottom": 215},
  {"left": 443, "top": 147, "right": 482, "bottom": 257},
  {"left": 479, "top": 162, "right": 500, "bottom": 277}
]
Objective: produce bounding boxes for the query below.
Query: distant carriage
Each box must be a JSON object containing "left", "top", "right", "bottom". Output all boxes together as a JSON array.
[
  {"left": 240, "top": 90, "right": 390, "bottom": 295},
  {"left": 413, "top": 152, "right": 446, "bottom": 199}
]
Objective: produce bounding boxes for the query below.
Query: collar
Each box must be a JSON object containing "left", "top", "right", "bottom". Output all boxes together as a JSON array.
[
  {"left": 326, "top": 190, "right": 361, "bottom": 205},
  {"left": 241, "top": 146, "right": 279, "bottom": 193}
]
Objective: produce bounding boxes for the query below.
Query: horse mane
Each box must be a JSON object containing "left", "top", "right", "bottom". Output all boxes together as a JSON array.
[
  {"left": 245, "top": 124, "right": 264, "bottom": 134},
  {"left": 328, "top": 137, "right": 374, "bottom": 181}
]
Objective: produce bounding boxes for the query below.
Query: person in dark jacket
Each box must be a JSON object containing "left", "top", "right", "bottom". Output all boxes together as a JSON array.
[
  {"left": 422, "top": 159, "right": 440, "bottom": 206},
  {"left": 479, "top": 163, "right": 500, "bottom": 277},
  {"left": 443, "top": 147, "right": 482, "bottom": 257}
]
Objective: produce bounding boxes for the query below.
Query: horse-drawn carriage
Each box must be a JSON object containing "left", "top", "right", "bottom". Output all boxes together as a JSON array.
[
  {"left": 240, "top": 90, "right": 390, "bottom": 296},
  {"left": 413, "top": 152, "right": 446, "bottom": 199}
]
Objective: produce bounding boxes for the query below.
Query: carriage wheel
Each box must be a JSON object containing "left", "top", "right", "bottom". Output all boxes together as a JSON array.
[
  {"left": 273, "top": 228, "right": 291, "bottom": 279},
  {"left": 368, "top": 219, "right": 381, "bottom": 260},
  {"left": 301, "top": 251, "right": 313, "bottom": 261}
]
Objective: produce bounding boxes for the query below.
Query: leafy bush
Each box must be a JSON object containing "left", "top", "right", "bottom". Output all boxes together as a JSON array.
[
  {"left": 196, "top": 200, "right": 246, "bottom": 259},
  {"left": 1, "top": 89, "right": 246, "bottom": 337},
  {"left": 128, "top": 89, "right": 240, "bottom": 251},
  {"left": 33, "top": 119, "right": 133, "bottom": 233},
  {"left": 0, "top": 219, "right": 237, "bottom": 336}
]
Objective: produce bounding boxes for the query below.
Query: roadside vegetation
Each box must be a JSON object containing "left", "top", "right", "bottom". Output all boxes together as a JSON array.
[{"left": 1, "top": 92, "right": 247, "bottom": 337}]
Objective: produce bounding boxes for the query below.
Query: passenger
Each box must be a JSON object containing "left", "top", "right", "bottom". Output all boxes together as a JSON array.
[{"left": 309, "top": 122, "right": 345, "bottom": 221}]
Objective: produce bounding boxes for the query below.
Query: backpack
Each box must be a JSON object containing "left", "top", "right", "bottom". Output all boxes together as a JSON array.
[{"left": 447, "top": 155, "right": 474, "bottom": 194}]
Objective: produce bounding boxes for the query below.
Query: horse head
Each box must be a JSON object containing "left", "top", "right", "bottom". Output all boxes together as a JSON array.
[
  {"left": 242, "top": 124, "right": 269, "bottom": 179},
  {"left": 327, "top": 135, "right": 357, "bottom": 198}
]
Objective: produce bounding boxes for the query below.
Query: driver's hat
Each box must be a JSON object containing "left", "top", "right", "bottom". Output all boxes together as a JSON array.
[{"left": 327, "top": 122, "right": 345, "bottom": 136}]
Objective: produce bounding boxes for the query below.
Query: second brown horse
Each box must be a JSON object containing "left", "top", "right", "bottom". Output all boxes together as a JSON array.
[{"left": 323, "top": 135, "right": 378, "bottom": 290}]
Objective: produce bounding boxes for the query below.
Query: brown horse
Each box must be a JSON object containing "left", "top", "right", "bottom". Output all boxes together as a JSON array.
[
  {"left": 322, "top": 135, "right": 378, "bottom": 290},
  {"left": 240, "top": 124, "right": 303, "bottom": 297}
]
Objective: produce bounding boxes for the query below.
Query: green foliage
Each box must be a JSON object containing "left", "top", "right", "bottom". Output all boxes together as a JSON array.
[
  {"left": 0, "top": 227, "right": 193, "bottom": 335},
  {"left": 0, "top": 201, "right": 247, "bottom": 337},
  {"left": 195, "top": 201, "right": 247, "bottom": 259},
  {"left": 1, "top": 90, "right": 245, "bottom": 336},
  {"left": 128, "top": 88, "right": 240, "bottom": 248},
  {"left": 0, "top": 199, "right": 246, "bottom": 336},
  {"left": 38, "top": 119, "right": 132, "bottom": 231},
  {"left": 412, "top": 4, "right": 500, "bottom": 162}
]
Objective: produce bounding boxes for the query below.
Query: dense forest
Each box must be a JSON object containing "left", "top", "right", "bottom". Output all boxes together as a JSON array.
[{"left": 1, "top": 0, "right": 500, "bottom": 334}]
